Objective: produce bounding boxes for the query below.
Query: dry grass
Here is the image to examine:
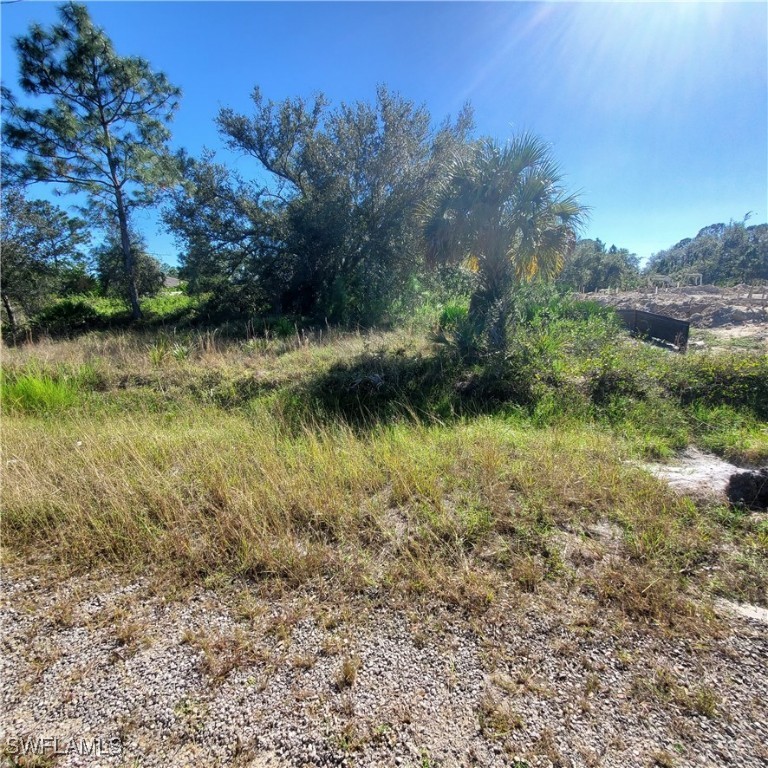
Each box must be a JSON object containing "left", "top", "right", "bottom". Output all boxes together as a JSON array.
[
  {"left": 1, "top": 326, "right": 424, "bottom": 407},
  {"left": 181, "top": 626, "right": 265, "bottom": 681},
  {"left": 2, "top": 326, "right": 766, "bottom": 634},
  {"left": 335, "top": 655, "right": 361, "bottom": 690},
  {"left": 477, "top": 689, "right": 525, "bottom": 738},
  {"left": 3, "top": 410, "right": 711, "bottom": 609},
  {"left": 632, "top": 667, "right": 722, "bottom": 718}
]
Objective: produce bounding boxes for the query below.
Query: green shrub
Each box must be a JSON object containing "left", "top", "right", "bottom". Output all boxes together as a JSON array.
[
  {"left": 673, "top": 354, "right": 768, "bottom": 419},
  {"left": 33, "top": 299, "right": 101, "bottom": 334},
  {"left": 269, "top": 316, "right": 298, "bottom": 339},
  {"left": 437, "top": 301, "right": 469, "bottom": 331},
  {"left": 140, "top": 292, "right": 198, "bottom": 323}
]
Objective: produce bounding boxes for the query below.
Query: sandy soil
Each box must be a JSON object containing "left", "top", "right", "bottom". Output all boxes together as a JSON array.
[
  {"left": 586, "top": 284, "right": 768, "bottom": 332},
  {"left": 633, "top": 449, "right": 742, "bottom": 504}
]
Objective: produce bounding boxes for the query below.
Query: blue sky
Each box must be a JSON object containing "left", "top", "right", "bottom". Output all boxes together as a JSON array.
[{"left": 2, "top": 1, "right": 766, "bottom": 267}]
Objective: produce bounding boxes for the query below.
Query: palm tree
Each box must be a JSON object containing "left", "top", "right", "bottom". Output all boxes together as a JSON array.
[{"left": 422, "top": 134, "right": 586, "bottom": 350}]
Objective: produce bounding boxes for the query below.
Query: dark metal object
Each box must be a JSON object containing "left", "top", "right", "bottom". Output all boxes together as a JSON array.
[{"left": 616, "top": 309, "right": 690, "bottom": 352}]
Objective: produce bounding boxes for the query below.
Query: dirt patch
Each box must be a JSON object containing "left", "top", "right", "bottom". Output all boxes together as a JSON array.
[
  {"left": 634, "top": 448, "right": 742, "bottom": 503},
  {"left": 587, "top": 284, "right": 768, "bottom": 330},
  {"left": 716, "top": 599, "right": 768, "bottom": 625},
  {"left": 688, "top": 324, "right": 768, "bottom": 355}
]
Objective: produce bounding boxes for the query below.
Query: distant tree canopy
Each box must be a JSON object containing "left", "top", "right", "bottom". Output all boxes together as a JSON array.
[
  {"left": 94, "top": 229, "right": 165, "bottom": 299},
  {"left": 557, "top": 239, "right": 640, "bottom": 293},
  {"left": 646, "top": 219, "right": 768, "bottom": 285},
  {"left": 0, "top": 186, "right": 90, "bottom": 331},
  {"left": 166, "top": 86, "right": 474, "bottom": 324}
]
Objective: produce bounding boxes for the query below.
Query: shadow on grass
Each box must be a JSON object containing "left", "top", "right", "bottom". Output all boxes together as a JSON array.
[
  {"left": 5, "top": 301, "right": 215, "bottom": 346},
  {"left": 283, "top": 347, "right": 539, "bottom": 427}
]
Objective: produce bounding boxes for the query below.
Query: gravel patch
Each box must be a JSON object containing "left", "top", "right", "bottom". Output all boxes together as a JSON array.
[{"left": 2, "top": 569, "right": 767, "bottom": 767}]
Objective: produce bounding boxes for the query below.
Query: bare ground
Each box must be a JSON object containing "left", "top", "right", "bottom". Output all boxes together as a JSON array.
[
  {"left": 634, "top": 449, "right": 746, "bottom": 504},
  {"left": 586, "top": 284, "right": 768, "bottom": 348},
  {"left": 2, "top": 558, "right": 767, "bottom": 768}
]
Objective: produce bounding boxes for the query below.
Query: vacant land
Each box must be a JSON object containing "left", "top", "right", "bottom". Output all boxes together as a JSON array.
[
  {"left": 2, "top": 314, "right": 767, "bottom": 767},
  {"left": 588, "top": 284, "right": 768, "bottom": 332}
]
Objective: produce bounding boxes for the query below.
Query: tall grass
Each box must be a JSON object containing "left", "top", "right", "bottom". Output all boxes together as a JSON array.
[
  {"left": 2, "top": 313, "right": 767, "bottom": 625},
  {"left": 1, "top": 371, "right": 80, "bottom": 414},
  {"left": 4, "top": 406, "right": 765, "bottom": 618}
]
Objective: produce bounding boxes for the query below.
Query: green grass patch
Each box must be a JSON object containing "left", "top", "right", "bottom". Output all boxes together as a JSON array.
[
  {"left": 27, "top": 291, "right": 203, "bottom": 338},
  {"left": 140, "top": 291, "right": 200, "bottom": 322},
  {"left": 1, "top": 371, "right": 80, "bottom": 414}
]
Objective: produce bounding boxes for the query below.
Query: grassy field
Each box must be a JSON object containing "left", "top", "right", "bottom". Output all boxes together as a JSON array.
[{"left": 2, "top": 309, "right": 767, "bottom": 633}]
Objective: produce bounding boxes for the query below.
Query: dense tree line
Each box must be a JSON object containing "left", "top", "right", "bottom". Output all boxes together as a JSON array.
[
  {"left": 3, "top": 2, "right": 764, "bottom": 343},
  {"left": 556, "top": 239, "right": 640, "bottom": 293},
  {"left": 645, "top": 219, "right": 768, "bottom": 285}
]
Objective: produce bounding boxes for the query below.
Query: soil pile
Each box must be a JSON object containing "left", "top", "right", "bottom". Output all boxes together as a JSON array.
[{"left": 586, "top": 284, "right": 768, "bottom": 328}]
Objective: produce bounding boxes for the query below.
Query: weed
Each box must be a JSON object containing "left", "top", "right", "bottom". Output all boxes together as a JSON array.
[
  {"left": 685, "top": 685, "right": 720, "bottom": 718},
  {"left": 584, "top": 673, "right": 600, "bottom": 696},
  {"left": 234, "top": 591, "right": 265, "bottom": 624},
  {"left": 511, "top": 555, "right": 545, "bottom": 592},
  {"left": 652, "top": 750, "right": 677, "bottom": 768},
  {"left": 478, "top": 690, "right": 524, "bottom": 737},
  {"left": 0, "top": 745, "right": 58, "bottom": 767},
  {"left": 48, "top": 596, "right": 77, "bottom": 628},
  {"left": 532, "top": 727, "right": 565, "bottom": 766},
  {"left": 114, "top": 619, "right": 150, "bottom": 652},
  {"left": 335, "top": 656, "right": 361, "bottom": 690},
  {"left": 2, "top": 371, "right": 79, "bottom": 414},
  {"left": 419, "top": 750, "right": 436, "bottom": 768},
  {"left": 633, "top": 669, "right": 721, "bottom": 718},
  {"left": 147, "top": 339, "right": 168, "bottom": 366},
  {"left": 171, "top": 343, "right": 190, "bottom": 361},
  {"left": 334, "top": 720, "right": 367, "bottom": 752},
  {"left": 184, "top": 628, "right": 262, "bottom": 681},
  {"left": 291, "top": 653, "right": 316, "bottom": 670}
]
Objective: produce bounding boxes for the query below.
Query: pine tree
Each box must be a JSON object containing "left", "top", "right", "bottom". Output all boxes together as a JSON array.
[{"left": 3, "top": 2, "right": 180, "bottom": 319}]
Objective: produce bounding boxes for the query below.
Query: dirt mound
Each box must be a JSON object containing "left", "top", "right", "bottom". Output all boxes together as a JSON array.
[
  {"left": 727, "top": 468, "right": 768, "bottom": 510},
  {"left": 586, "top": 284, "right": 768, "bottom": 328}
]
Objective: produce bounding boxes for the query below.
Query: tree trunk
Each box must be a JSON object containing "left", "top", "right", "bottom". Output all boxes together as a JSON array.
[
  {"left": 114, "top": 189, "right": 142, "bottom": 321},
  {"left": 476, "top": 247, "right": 513, "bottom": 354},
  {"left": 1, "top": 291, "right": 17, "bottom": 335}
]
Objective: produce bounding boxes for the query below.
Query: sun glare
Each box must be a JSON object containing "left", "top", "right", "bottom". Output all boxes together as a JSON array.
[
  {"left": 463, "top": 3, "right": 756, "bottom": 121},
  {"left": 556, "top": 3, "right": 747, "bottom": 114}
]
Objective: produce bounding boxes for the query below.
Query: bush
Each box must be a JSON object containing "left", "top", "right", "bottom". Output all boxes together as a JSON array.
[
  {"left": 268, "top": 316, "right": 299, "bottom": 339},
  {"left": 140, "top": 292, "right": 199, "bottom": 324},
  {"left": 674, "top": 354, "right": 768, "bottom": 419},
  {"left": 438, "top": 301, "right": 469, "bottom": 331},
  {"left": 32, "top": 299, "right": 101, "bottom": 335}
]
